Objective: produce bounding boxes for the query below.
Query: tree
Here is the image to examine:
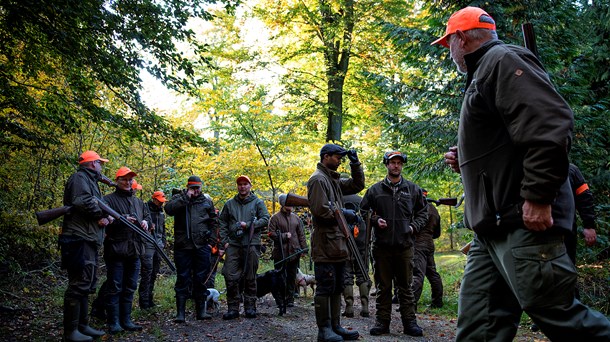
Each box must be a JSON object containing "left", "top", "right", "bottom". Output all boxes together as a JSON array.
[{"left": 0, "top": 0, "right": 236, "bottom": 151}]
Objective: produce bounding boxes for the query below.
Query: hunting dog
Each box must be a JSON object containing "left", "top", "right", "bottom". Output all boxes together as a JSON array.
[
  {"left": 296, "top": 268, "right": 316, "bottom": 297},
  {"left": 256, "top": 269, "right": 287, "bottom": 315}
]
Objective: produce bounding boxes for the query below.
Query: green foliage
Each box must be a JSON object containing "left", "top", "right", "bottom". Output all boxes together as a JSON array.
[{"left": 0, "top": 211, "right": 59, "bottom": 274}]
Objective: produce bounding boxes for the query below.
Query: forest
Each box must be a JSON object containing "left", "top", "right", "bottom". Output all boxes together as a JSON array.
[{"left": 1, "top": 0, "right": 609, "bottom": 328}]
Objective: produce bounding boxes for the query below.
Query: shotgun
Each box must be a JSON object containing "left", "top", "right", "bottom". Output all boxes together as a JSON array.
[
  {"left": 284, "top": 193, "right": 369, "bottom": 282},
  {"left": 426, "top": 197, "right": 458, "bottom": 207}
]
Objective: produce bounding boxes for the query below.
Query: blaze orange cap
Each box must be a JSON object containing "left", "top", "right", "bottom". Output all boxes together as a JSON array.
[
  {"left": 236, "top": 175, "right": 251, "bottom": 185},
  {"left": 152, "top": 191, "right": 167, "bottom": 203},
  {"left": 78, "top": 150, "right": 109, "bottom": 164},
  {"left": 431, "top": 7, "right": 496, "bottom": 48},
  {"left": 115, "top": 166, "right": 137, "bottom": 179},
  {"left": 131, "top": 179, "right": 143, "bottom": 190}
]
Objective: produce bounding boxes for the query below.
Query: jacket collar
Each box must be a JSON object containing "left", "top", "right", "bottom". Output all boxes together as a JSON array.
[
  {"left": 317, "top": 162, "right": 341, "bottom": 180},
  {"left": 464, "top": 39, "right": 503, "bottom": 87}
]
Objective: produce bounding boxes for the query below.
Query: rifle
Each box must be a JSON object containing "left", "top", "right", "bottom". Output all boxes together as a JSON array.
[
  {"left": 96, "top": 200, "right": 176, "bottom": 272},
  {"left": 239, "top": 213, "right": 257, "bottom": 283},
  {"left": 284, "top": 193, "right": 369, "bottom": 281},
  {"left": 284, "top": 193, "right": 309, "bottom": 207},
  {"left": 363, "top": 209, "right": 372, "bottom": 274},
  {"left": 273, "top": 248, "right": 309, "bottom": 267},
  {"left": 522, "top": 23, "right": 539, "bottom": 58},
  {"left": 330, "top": 201, "right": 370, "bottom": 283},
  {"left": 35, "top": 173, "right": 118, "bottom": 225},
  {"left": 36, "top": 206, "right": 72, "bottom": 226},
  {"left": 276, "top": 229, "right": 287, "bottom": 316},
  {"left": 426, "top": 197, "right": 458, "bottom": 207}
]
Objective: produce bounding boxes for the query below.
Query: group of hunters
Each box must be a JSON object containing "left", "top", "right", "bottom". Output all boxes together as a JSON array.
[{"left": 56, "top": 6, "right": 610, "bottom": 342}]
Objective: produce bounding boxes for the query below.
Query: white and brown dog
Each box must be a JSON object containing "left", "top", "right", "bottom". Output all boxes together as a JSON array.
[{"left": 295, "top": 268, "right": 316, "bottom": 297}]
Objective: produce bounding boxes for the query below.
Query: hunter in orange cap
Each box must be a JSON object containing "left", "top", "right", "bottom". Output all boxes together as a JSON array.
[
  {"left": 236, "top": 175, "right": 251, "bottom": 185},
  {"left": 131, "top": 179, "right": 143, "bottom": 191},
  {"left": 115, "top": 166, "right": 137, "bottom": 179},
  {"left": 78, "top": 150, "right": 109, "bottom": 164},
  {"left": 431, "top": 6, "right": 496, "bottom": 48},
  {"left": 152, "top": 191, "right": 167, "bottom": 203}
]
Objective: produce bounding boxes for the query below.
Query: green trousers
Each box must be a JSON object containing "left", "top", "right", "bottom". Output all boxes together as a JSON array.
[{"left": 457, "top": 227, "right": 610, "bottom": 341}]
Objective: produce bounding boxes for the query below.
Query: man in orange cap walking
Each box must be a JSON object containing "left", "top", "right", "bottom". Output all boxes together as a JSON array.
[
  {"left": 60, "top": 150, "right": 112, "bottom": 341},
  {"left": 434, "top": 6, "right": 610, "bottom": 341}
]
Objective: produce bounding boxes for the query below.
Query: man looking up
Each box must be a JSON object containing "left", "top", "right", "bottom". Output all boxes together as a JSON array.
[{"left": 307, "top": 143, "right": 364, "bottom": 342}]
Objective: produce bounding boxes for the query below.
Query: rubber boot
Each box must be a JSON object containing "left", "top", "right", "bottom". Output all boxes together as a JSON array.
[
  {"left": 78, "top": 297, "right": 105, "bottom": 338},
  {"left": 63, "top": 297, "right": 93, "bottom": 342},
  {"left": 331, "top": 294, "right": 359, "bottom": 340},
  {"left": 403, "top": 318, "right": 423, "bottom": 336},
  {"left": 358, "top": 282, "right": 370, "bottom": 317},
  {"left": 106, "top": 304, "right": 123, "bottom": 335},
  {"left": 196, "top": 299, "right": 212, "bottom": 320},
  {"left": 314, "top": 295, "right": 343, "bottom": 342},
  {"left": 119, "top": 302, "right": 142, "bottom": 331},
  {"left": 175, "top": 296, "right": 186, "bottom": 323},
  {"left": 341, "top": 286, "right": 354, "bottom": 318}
]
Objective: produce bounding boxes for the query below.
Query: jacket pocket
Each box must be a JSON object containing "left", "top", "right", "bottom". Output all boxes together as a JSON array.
[
  {"left": 325, "top": 231, "right": 348, "bottom": 259},
  {"left": 511, "top": 242, "right": 576, "bottom": 309}
]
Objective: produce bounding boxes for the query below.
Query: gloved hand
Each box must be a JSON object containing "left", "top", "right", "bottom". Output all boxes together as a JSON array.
[
  {"left": 341, "top": 208, "right": 358, "bottom": 225},
  {"left": 234, "top": 223, "right": 244, "bottom": 238},
  {"left": 347, "top": 149, "right": 359, "bottom": 163}
]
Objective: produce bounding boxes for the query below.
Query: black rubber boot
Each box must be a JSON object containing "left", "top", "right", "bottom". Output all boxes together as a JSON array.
[
  {"left": 314, "top": 295, "right": 343, "bottom": 342},
  {"left": 119, "top": 303, "right": 142, "bottom": 331},
  {"left": 331, "top": 294, "right": 358, "bottom": 340},
  {"left": 369, "top": 320, "right": 390, "bottom": 336},
  {"left": 196, "top": 300, "right": 212, "bottom": 320},
  {"left": 78, "top": 297, "right": 105, "bottom": 338},
  {"left": 403, "top": 318, "right": 423, "bottom": 336},
  {"left": 175, "top": 296, "right": 186, "bottom": 323},
  {"left": 63, "top": 297, "right": 93, "bottom": 342},
  {"left": 358, "top": 282, "right": 370, "bottom": 317},
  {"left": 341, "top": 286, "right": 354, "bottom": 318},
  {"left": 106, "top": 304, "right": 123, "bottom": 335}
]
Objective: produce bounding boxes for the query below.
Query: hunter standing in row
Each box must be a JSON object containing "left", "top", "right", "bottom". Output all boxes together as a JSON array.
[
  {"left": 361, "top": 151, "right": 427, "bottom": 337},
  {"left": 60, "top": 151, "right": 111, "bottom": 341},
  {"left": 307, "top": 143, "right": 364, "bottom": 342},
  {"left": 165, "top": 176, "right": 218, "bottom": 322},
  {"left": 103, "top": 166, "right": 150, "bottom": 334},
  {"left": 219, "top": 175, "right": 270, "bottom": 320},
  {"left": 268, "top": 193, "right": 308, "bottom": 308}
]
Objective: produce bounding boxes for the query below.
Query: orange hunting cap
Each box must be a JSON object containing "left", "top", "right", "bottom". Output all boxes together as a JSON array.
[
  {"left": 78, "top": 150, "right": 109, "bottom": 164},
  {"left": 236, "top": 175, "right": 251, "bottom": 185},
  {"left": 115, "top": 166, "right": 137, "bottom": 179},
  {"left": 431, "top": 7, "right": 496, "bottom": 48},
  {"left": 152, "top": 191, "right": 167, "bottom": 203},
  {"left": 131, "top": 179, "right": 143, "bottom": 190}
]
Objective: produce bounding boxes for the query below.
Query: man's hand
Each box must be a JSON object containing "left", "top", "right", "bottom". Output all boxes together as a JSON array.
[
  {"left": 444, "top": 146, "right": 460, "bottom": 174},
  {"left": 583, "top": 228, "right": 597, "bottom": 246},
  {"left": 347, "top": 149, "right": 359, "bottom": 163},
  {"left": 285, "top": 232, "right": 292, "bottom": 239},
  {"left": 377, "top": 218, "right": 387, "bottom": 229},
  {"left": 522, "top": 200, "right": 553, "bottom": 231},
  {"left": 140, "top": 220, "right": 149, "bottom": 231}
]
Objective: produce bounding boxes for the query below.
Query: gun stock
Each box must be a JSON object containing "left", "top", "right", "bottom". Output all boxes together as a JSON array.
[
  {"left": 36, "top": 206, "right": 72, "bottom": 225},
  {"left": 285, "top": 193, "right": 309, "bottom": 207}
]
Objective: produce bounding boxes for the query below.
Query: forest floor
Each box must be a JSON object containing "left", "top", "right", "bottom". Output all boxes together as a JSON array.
[{"left": 0, "top": 269, "right": 551, "bottom": 342}]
